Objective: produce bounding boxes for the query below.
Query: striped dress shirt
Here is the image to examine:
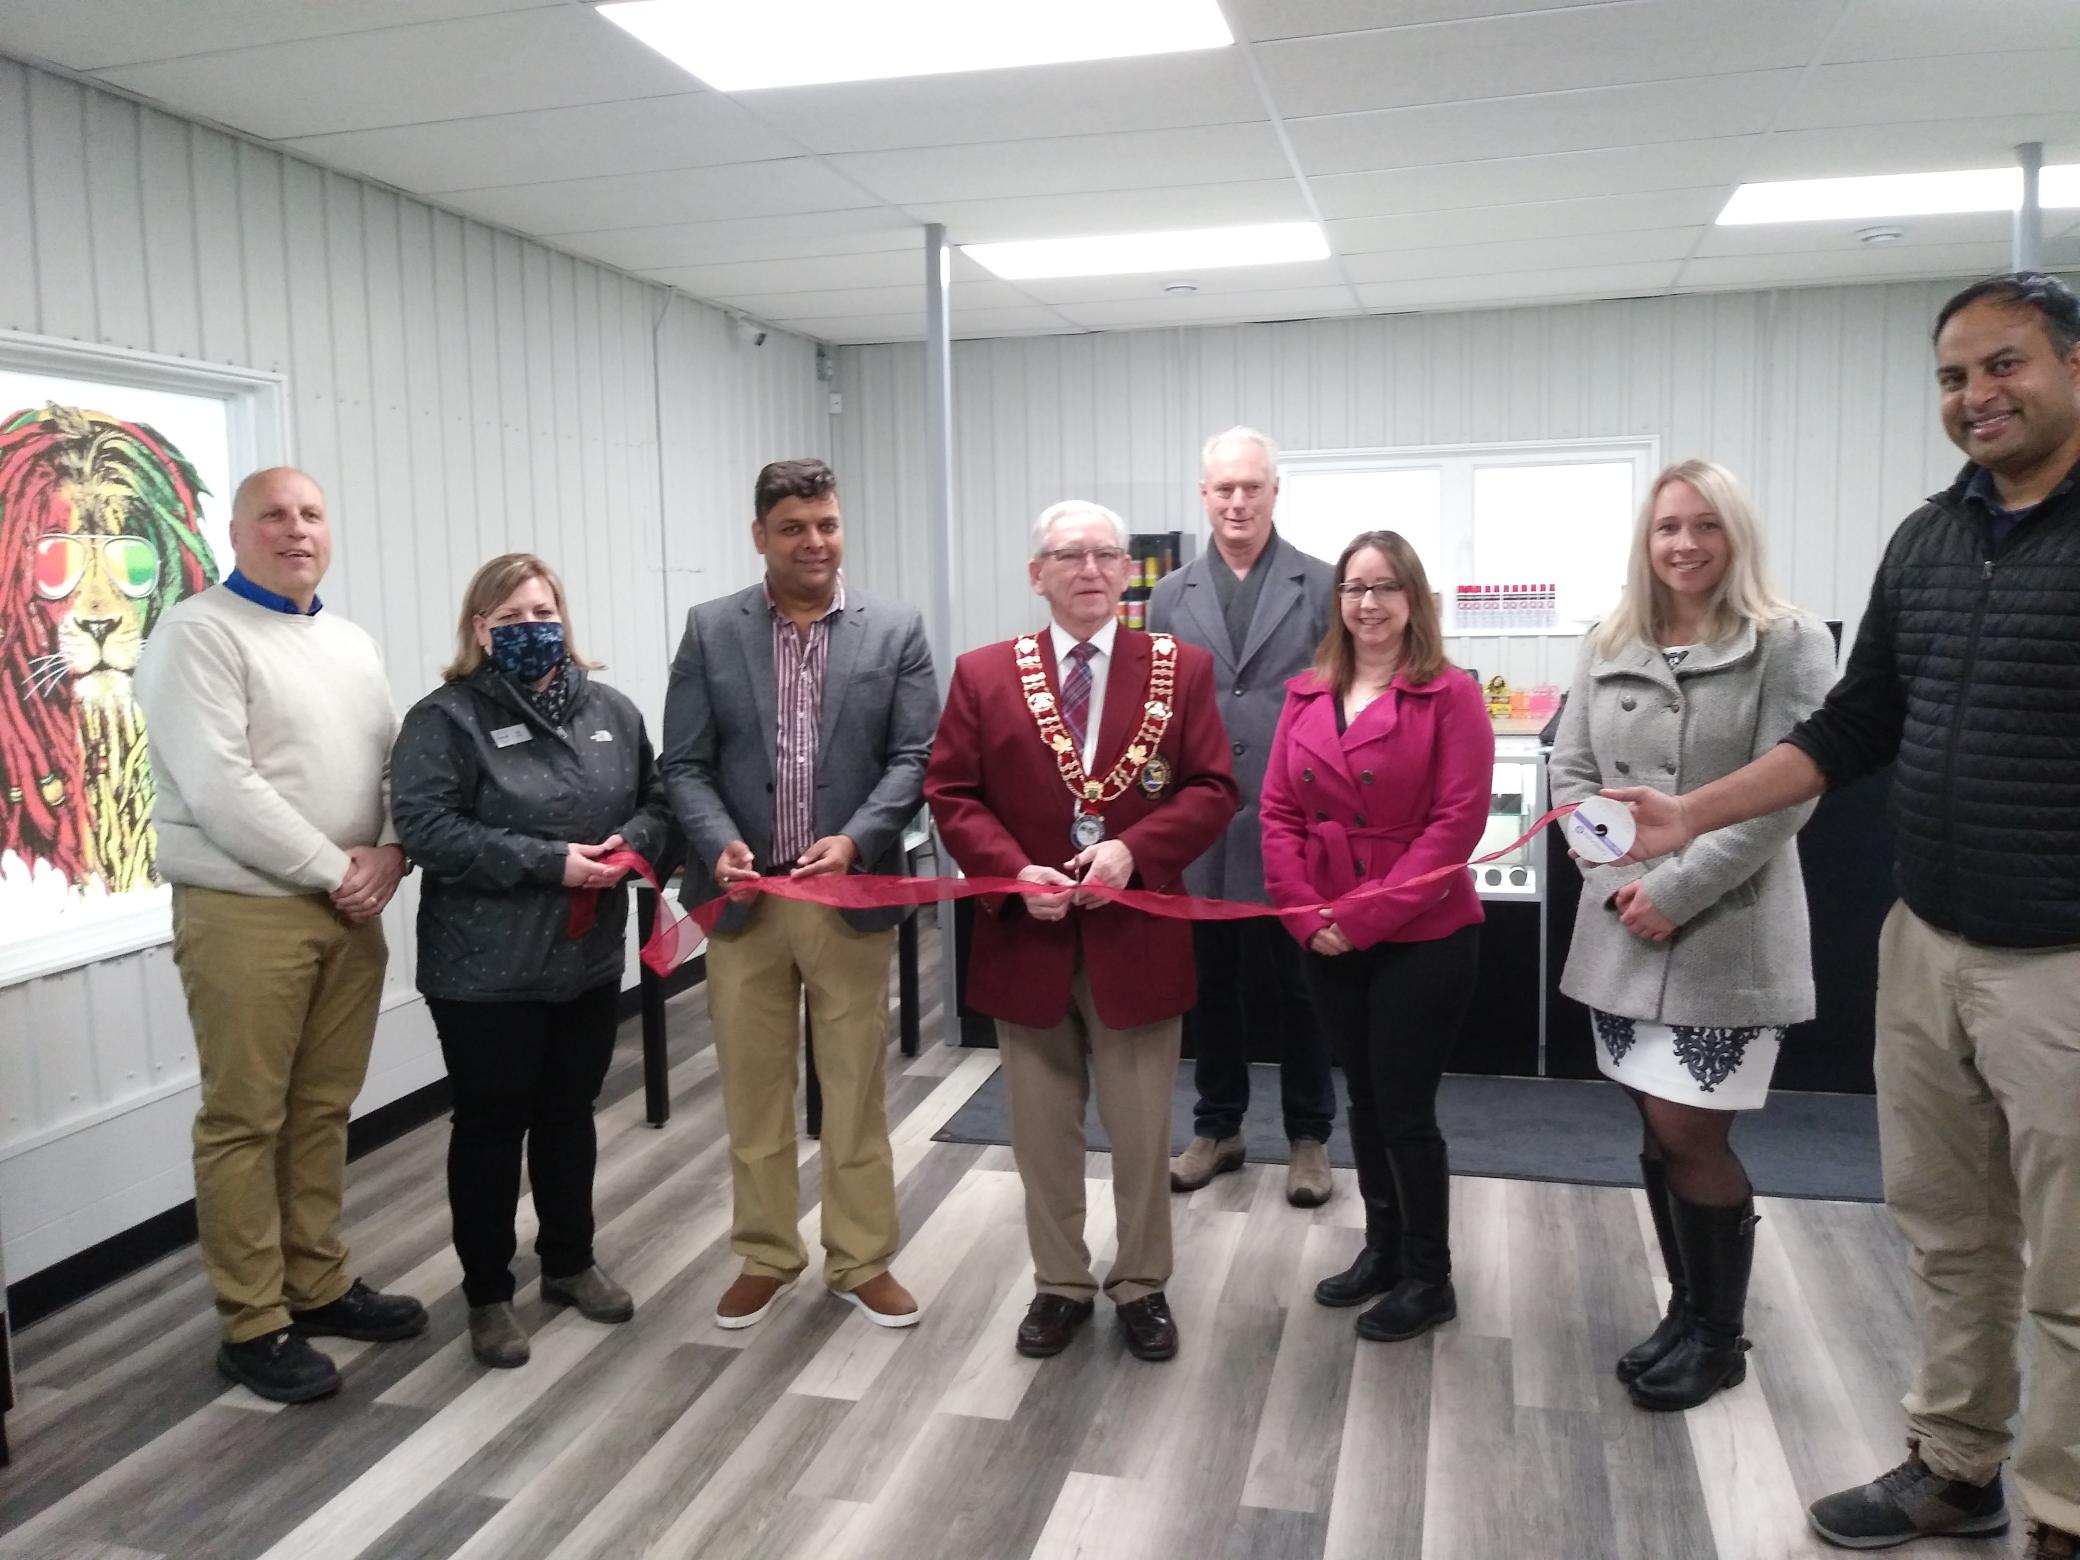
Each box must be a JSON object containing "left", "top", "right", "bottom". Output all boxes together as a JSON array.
[{"left": 767, "top": 573, "right": 845, "bottom": 866}]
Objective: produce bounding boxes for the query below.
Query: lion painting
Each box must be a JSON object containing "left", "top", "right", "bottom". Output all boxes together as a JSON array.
[{"left": 0, "top": 402, "right": 218, "bottom": 894}]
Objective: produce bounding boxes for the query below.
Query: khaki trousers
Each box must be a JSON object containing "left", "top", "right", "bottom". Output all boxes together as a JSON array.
[
  {"left": 705, "top": 897, "right": 898, "bottom": 1290},
  {"left": 171, "top": 887, "right": 387, "bottom": 1342},
  {"left": 1876, "top": 902, "right": 2080, "bottom": 1534},
  {"left": 997, "top": 968, "right": 1181, "bottom": 1305}
]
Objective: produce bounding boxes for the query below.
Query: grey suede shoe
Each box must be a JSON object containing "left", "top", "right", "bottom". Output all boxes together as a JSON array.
[
  {"left": 1170, "top": 1135, "right": 1245, "bottom": 1192},
  {"left": 468, "top": 1302, "right": 530, "bottom": 1369},
  {"left": 542, "top": 1265, "right": 635, "bottom": 1323},
  {"left": 1286, "top": 1139, "right": 1333, "bottom": 1208}
]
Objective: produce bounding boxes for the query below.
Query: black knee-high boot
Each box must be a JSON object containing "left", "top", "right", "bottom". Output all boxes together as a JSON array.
[
  {"left": 1617, "top": 1155, "right": 1689, "bottom": 1383},
  {"left": 1355, "top": 1141, "right": 1456, "bottom": 1342},
  {"left": 1628, "top": 1189, "right": 1756, "bottom": 1411}
]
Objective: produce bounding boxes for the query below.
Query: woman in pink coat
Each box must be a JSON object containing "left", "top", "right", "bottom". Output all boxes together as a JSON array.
[{"left": 1260, "top": 530, "right": 1494, "bottom": 1343}]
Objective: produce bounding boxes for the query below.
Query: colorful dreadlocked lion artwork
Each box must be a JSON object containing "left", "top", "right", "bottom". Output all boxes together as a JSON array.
[{"left": 0, "top": 402, "right": 218, "bottom": 895}]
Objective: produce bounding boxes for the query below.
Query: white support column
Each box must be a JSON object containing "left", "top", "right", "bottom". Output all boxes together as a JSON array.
[
  {"left": 923, "top": 224, "right": 963, "bottom": 1046},
  {"left": 2014, "top": 142, "right": 2043, "bottom": 272}
]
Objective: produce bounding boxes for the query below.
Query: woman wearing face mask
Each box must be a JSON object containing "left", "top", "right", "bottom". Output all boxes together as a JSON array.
[
  {"left": 1260, "top": 531, "right": 1493, "bottom": 1345},
  {"left": 390, "top": 553, "right": 674, "bottom": 1368},
  {"left": 1549, "top": 460, "right": 1834, "bottom": 1412}
]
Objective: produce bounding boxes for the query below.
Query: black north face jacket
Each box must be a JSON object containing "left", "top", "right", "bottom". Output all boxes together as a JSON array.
[{"left": 1785, "top": 458, "right": 2080, "bottom": 948}]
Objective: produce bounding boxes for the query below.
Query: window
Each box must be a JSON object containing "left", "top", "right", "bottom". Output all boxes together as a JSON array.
[{"left": 1276, "top": 439, "right": 1656, "bottom": 633}]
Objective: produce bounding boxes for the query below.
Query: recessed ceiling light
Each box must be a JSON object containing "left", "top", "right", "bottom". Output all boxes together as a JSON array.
[
  {"left": 966, "top": 223, "right": 1329, "bottom": 281},
  {"left": 595, "top": 0, "right": 1233, "bottom": 91},
  {"left": 1717, "top": 164, "right": 2080, "bottom": 225}
]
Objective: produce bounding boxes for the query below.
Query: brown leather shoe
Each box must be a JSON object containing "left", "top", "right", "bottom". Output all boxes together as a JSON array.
[
  {"left": 1117, "top": 1292, "right": 1179, "bottom": 1361},
  {"left": 715, "top": 1272, "right": 793, "bottom": 1331},
  {"left": 1015, "top": 1294, "right": 1095, "bottom": 1357},
  {"left": 838, "top": 1270, "right": 921, "bottom": 1329},
  {"left": 2026, "top": 1524, "right": 2079, "bottom": 1560},
  {"left": 1170, "top": 1135, "right": 1244, "bottom": 1192},
  {"left": 1286, "top": 1139, "right": 1333, "bottom": 1208}
]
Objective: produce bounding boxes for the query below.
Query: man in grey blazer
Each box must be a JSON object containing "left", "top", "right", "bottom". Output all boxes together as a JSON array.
[
  {"left": 1149, "top": 427, "right": 1337, "bottom": 1207},
  {"left": 662, "top": 458, "right": 938, "bottom": 1332}
]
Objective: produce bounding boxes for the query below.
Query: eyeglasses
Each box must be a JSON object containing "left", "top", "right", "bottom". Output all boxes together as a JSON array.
[
  {"left": 33, "top": 533, "right": 160, "bottom": 601},
  {"left": 1042, "top": 547, "right": 1129, "bottom": 570},
  {"left": 1336, "top": 580, "right": 1404, "bottom": 601}
]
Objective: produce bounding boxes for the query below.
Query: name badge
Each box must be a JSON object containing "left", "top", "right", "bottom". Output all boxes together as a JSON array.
[
  {"left": 491, "top": 724, "right": 532, "bottom": 748},
  {"left": 588, "top": 729, "right": 614, "bottom": 743}
]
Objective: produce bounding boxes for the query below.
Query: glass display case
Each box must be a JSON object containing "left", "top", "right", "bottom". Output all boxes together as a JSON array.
[{"left": 1471, "top": 735, "right": 1546, "bottom": 900}]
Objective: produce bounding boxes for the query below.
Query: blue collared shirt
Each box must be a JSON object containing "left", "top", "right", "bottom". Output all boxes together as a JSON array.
[
  {"left": 1959, "top": 462, "right": 2080, "bottom": 555},
  {"left": 224, "top": 568, "right": 322, "bottom": 616}
]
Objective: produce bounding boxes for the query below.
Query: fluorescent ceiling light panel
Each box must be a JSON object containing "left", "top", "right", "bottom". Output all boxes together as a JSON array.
[
  {"left": 595, "top": 0, "right": 1233, "bottom": 91},
  {"left": 965, "top": 222, "right": 1330, "bottom": 280},
  {"left": 1718, "top": 165, "right": 2080, "bottom": 224}
]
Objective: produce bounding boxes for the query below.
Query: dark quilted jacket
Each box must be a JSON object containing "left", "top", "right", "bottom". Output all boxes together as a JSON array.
[{"left": 1785, "top": 459, "right": 2080, "bottom": 949}]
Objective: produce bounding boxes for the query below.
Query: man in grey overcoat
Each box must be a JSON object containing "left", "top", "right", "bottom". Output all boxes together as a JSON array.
[
  {"left": 662, "top": 458, "right": 938, "bottom": 1333},
  {"left": 1149, "top": 427, "right": 1337, "bottom": 1206}
]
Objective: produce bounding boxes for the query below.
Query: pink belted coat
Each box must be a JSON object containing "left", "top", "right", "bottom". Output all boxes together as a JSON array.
[{"left": 1259, "top": 666, "right": 1495, "bottom": 951}]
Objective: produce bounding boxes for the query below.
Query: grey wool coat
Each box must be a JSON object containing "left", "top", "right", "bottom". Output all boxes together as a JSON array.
[
  {"left": 659, "top": 581, "right": 937, "bottom": 936},
  {"left": 1146, "top": 533, "right": 1333, "bottom": 901},
  {"left": 1547, "top": 611, "right": 1838, "bottom": 1028}
]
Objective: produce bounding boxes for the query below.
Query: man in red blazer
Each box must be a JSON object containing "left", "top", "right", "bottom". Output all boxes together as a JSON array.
[{"left": 926, "top": 500, "right": 1238, "bottom": 1362}]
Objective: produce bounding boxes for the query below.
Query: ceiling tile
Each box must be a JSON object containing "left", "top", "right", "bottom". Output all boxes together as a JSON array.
[
  {"left": 1358, "top": 260, "right": 1681, "bottom": 310},
  {"left": 1674, "top": 244, "right": 2016, "bottom": 290},
  {"left": 1824, "top": 0, "right": 2080, "bottom": 63},
  {"left": 557, "top": 210, "right": 924, "bottom": 272},
  {"left": 1229, "top": 0, "right": 1637, "bottom": 41},
  {"left": 88, "top": 6, "right": 700, "bottom": 139},
  {"left": 1012, "top": 259, "right": 1353, "bottom": 305},
  {"left": 1054, "top": 286, "right": 1363, "bottom": 328},
  {"left": 1285, "top": 71, "right": 1793, "bottom": 176},
  {"left": 828, "top": 122, "right": 1289, "bottom": 207},
  {"left": 0, "top": 0, "right": 537, "bottom": 72},
  {"left": 732, "top": 50, "right": 1264, "bottom": 154},
  {"left": 811, "top": 309, "right": 1085, "bottom": 344},
  {"left": 1252, "top": 0, "right": 1834, "bottom": 118},
  {"left": 439, "top": 159, "right": 877, "bottom": 236},
  {"left": 715, "top": 281, "right": 1043, "bottom": 320},
  {"left": 643, "top": 248, "right": 996, "bottom": 297},
  {"left": 1327, "top": 187, "right": 1727, "bottom": 252},
  {"left": 1691, "top": 212, "right": 2018, "bottom": 258},
  {"left": 1342, "top": 227, "right": 1698, "bottom": 284},
  {"left": 280, "top": 93, "right": 797, "bottom": 193},
  {"left": 1744, "top": 117, "right": 2080, "bottom": 181},
  {"left": 1773, "top": 51, "right": 2080, "bottom": 132},
  {"left": 916, "top": 179, "right": 1313, "bottom": 244},
  {"left": 1311, "top": 139, "right": 1758, "bottom": 219}
]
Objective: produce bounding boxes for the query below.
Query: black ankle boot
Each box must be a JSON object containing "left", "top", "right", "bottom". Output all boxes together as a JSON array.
[
  {"left": 1316, "top": 1243, "right": 1399, "bottom": 1308},
  {"left": 1617, "top": 1155, "right": 1689, "bottom": 1384},
  {"left": 1629, "top": 1191, "right": 1756, "bottom": 1412},
  {"left": 1355, "top": 1276, "right": 1457, "bottom": 1341}
]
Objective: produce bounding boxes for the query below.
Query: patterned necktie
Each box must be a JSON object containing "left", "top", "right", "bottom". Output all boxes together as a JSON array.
[{"left": 1060, "top": 640, "right": 1096, "bottom": 759}]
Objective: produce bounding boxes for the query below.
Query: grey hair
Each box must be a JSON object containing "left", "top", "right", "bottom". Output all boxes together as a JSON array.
[
  {"left": 1201, "top": 425, "right": 1279, "bottom": 473},
  {"left": 1030, "top": 499, "right": 1130, "bottom": 558}
]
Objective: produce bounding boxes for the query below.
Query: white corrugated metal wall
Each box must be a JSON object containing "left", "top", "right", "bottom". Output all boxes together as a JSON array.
[
  {"left": 833, "top": 281, "right": 2024, "bottom": 685},
  {"left": 0, "top": 57, "right": 831, "bottom": 1279}
]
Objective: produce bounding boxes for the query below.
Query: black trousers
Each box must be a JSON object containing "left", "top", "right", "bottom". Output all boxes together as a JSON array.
[
  {"left": 427, "top": 984, "right": 619, "bottom": 1307},
  {"left": 1304, "top": 925, "right": 1479, "bottom": 1281},
  {"left": 1189, "top": 917, "right": 1335, "bottom": 1142}
]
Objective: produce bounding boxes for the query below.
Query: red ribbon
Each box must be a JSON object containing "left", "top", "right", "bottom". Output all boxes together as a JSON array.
[{"left": 572, "top": 804, "right": 1580, "bottom": 978}]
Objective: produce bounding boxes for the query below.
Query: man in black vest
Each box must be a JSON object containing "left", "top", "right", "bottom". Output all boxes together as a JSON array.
[{"left": 1612, "top": 273, "right": 2080, "bottom": 1560}]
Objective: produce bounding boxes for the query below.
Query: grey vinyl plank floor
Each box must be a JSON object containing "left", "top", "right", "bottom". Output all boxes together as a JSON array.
[{"left": 0, "top": 946, "right": 2032, "bottom": 1560}]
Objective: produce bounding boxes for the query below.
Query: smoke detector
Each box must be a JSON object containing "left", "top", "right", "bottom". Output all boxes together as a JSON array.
[
  {"left": 1162, "top": 279, "right": 1199, "bottom": 295},
  {"left": 1856, "top": 225, "right": 1907, "bottom": 246}
]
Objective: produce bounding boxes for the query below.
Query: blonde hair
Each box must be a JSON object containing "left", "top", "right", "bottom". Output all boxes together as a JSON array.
[
  {"left": 1591, "top": 459, "right": 1793, "bottom": 657},
  {"left": 443, "top": 553, "right": 600, "bottom": 681},
  {"left": 1311, "top": 530, "right": 1452, "bottom": 694}
]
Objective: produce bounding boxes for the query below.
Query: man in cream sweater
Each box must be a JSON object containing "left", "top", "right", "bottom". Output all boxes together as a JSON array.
[{"left": 135, "top": 466, "right": 425, "bottom": 1403}]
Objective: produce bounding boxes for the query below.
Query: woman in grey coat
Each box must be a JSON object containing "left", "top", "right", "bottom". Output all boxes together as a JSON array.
[
  {"left": 1550, "top": 459, "right": 1835, "bottom": 1413},
  {"left": 391, "top": 553, "right": 673, "bottom": 1369}
]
